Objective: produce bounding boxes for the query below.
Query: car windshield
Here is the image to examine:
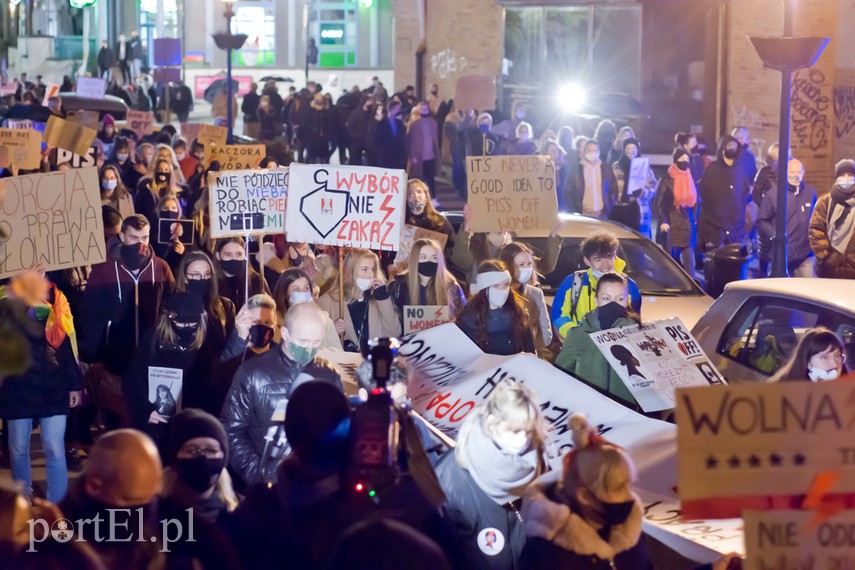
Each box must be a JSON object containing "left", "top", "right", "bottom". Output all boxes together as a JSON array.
[{"left": 527, "top": 236, "right": 699, "bottom": 296}]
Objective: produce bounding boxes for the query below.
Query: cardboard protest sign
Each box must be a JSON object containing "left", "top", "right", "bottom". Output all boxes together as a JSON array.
[
  {"left": 180, "top": 123, "right": 201, "bottom": 142},
  {"left": 45, "top": 115, "right": 96, "bottom": 156},
  {"left": 66, "top": 110, "right": 100, "bottom": 131},
  {"left": 392, "top": 323, "right": 743, "bottom": 562},
  {"left": 206, "top": 144, "right": 264, "bottom": 171},
  {"left": 743, "top": 510, "right": 855, "bottom": 569},
  {"left": 454, "top": 75, "right": 496, "bottom": 112},
  {"left": 147, "top": 366, "right": 182, "bottom": 419},
  {"left": 628, "top": 157, "right": 650, "bottom": 195},
  {"left": 394, "top": 224, "right": 449, "bottom": 265},
  {"left": 467, "top": 155, "right": 559, "bottom": 234},
  {"left": 208, "top": 167, "right": 288, "bottom": 238},
  {"left": 286, "top": 164, "right": 406, "bottom": 251},
  {"left": 6, "top": 119, "right": 33, "bottom": 130},
  {"left": 75, "top": 77, "right": 107, "bottom": 99},
  {"left": 676, "top": 380, "right": 855, "bottom": 520},
  {"left": 41, "top": 84, "right": 59, "bottom": 106},
  {"left": 126, "top": 110, "right": 155, "bottom": 138},
  {"left": 56, "top": 145, "right": 98, "bottom": 169},
  {"left": 403, "top": 305, "right": 451, "bottom": 334},
  {"left": 157, "top": 219, "right": 195, "bottom": 245},
  {"left": 0, "top": 127, "right": 41, "bottom": 169},
  {"left": 591, "top": 317, "right": 725, "bottom": 412},
  {"left": 0, "top": 168, "right": 105, "bottom": 278},
  {"left": 196, "top": 124, "right": 228, "bottom": 148}
]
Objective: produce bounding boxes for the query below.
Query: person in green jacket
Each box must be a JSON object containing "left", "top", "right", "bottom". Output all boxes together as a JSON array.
[{"left": 555, "top": 272, "right": 641, "bottom": 407}]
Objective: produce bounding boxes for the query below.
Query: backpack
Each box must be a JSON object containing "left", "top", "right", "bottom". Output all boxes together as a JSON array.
[{"left": 568, "top": 270, "right": 586, "bottom": 324}]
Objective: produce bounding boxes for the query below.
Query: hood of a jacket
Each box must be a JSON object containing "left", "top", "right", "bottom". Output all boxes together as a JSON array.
[{"left": 715, "top": 134, "right": 741, "bottom": 163}]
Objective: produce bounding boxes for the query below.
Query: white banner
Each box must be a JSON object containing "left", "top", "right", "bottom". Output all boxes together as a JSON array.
[
  {"left": 591, "top": 317, "right": 725, "bottom": 412},
  {"left": 75, "top": 76, "right": 107, "bottom": 99},
  {"left": 208, "top": 168, "right": 288, "bottom": 238},
  {"left": 286, "top": 164, "right": 406, "bottom": 251}
]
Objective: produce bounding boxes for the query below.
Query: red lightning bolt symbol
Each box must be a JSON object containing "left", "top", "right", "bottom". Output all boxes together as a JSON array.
[
  {"left": 379, "top": 194, "right": 394, "bottom": 224},
  {"left": 435, "top": 308, "right": 443, "bottom": 318}
]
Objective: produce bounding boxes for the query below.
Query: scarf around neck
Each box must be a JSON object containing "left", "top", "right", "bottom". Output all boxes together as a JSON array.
[
  {"left": 460, "top": 421, "right": 541, "bottom": 505},
  {"left": 828, "top": 184, "right": 855, "bottom": 254},
  {"left": 668, "top": 163, "right": 697, "bottom": 208}
]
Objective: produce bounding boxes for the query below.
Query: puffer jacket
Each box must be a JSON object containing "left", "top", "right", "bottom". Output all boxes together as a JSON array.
[
  {"left": 697, "top": 135, "right": 751, "bottom": 249},
  {"left": 220, "top": 347, "right": 342, "bottom": 486},
  {"left": 810, "top": 190, "right": 855, "bottom": 279}
]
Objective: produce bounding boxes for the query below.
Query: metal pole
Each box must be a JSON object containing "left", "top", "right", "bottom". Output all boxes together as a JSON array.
[{"left": 225, "top": 5, "right": 234, "bottom": 144}]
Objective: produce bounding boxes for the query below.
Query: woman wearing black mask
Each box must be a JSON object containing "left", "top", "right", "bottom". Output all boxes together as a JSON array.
[
  {"left": 122, "top": 292, "right": 215, "bottom": 450},
  {"left": 152, "top": 196, "right": 186, "bottom": 274},
  {"left": 135, "top": 158, "right": 187, "bottom": 226},
  {"left": 520, "top": 413, "right": 650, "bottom": 569},
  {"left": 175, "top": 250, "right": 236, "bottom": 356},
  {"left": 389, "top": 238, "right": 465, "bottom": 331},
  {"left": 214, "top": 237, "right": 271, "bottom": 310}
]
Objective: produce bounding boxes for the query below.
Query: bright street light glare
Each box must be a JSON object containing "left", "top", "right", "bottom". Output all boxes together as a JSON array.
[{"left": 558, "top": 83, "right": 587, "bottom": 114}]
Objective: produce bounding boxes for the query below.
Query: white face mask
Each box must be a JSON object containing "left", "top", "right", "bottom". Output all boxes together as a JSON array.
[
  {"left": 585, "top": 151, "right": 600, "bottom": 163},
  {"left": 591, "top": 269, "right": 605, "bottom": 279},
  {"left": 787, "top": 174, "right": 803, "bottom": 186},
  {"left": 487, "top": 232, "right": 508, "bottom": 249},
  {"left": 808, "top": 366, "right": 840, "bottom": 382},
  {"left": 517, "top": 267, "right": 533, "bottom": 284},
  {"left": 494, "top": 430, "right": 531, "bottom": 455},
  {"left": 837, "top": 176, "right": 855, "bottom": 189},
  {"left": 356, "top": 277, "right": 373, "bottom": 292},
  {"left": 488, "top": 286, "right": 510, "bottom": 308},
  {"left": 289, "top": 291, "right": 313, "bottom": 305},
  {"left": 175, "top": 152, "right": 186, "bottom": 161}
]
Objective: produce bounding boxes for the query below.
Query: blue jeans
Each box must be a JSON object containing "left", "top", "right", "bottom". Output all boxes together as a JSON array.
[{"left": 8, "top": 415, "right": 68, "bottom": 502}]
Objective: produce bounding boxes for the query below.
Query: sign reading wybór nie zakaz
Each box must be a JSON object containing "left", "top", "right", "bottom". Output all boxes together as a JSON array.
[
  {"left": 208, "top": 168, "right": 288, "bottom": 238},
  {"left": 286, "top": 164, "right": 406, "bottom": 251}
]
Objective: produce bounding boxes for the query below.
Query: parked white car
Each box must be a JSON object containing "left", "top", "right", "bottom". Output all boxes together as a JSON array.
[{"left": 691, "top": 278, "right": 855, "bottom": 383}]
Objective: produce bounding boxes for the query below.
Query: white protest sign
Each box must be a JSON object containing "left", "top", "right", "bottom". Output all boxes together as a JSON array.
[
  {"left": 0, "top": 168, "right": 105, "bottom": 278},
  {"left": 628, "top": 156, "right": 650, "bottom": 195},
  {"left": 147, "top": 366, "right": 183, "bottom": 419},
  {"left": 676, "top": 380, "right": 855, "bottom": 520},
  {"left": 0, "top": 82, "right": 17, "bottom": 96},
  {"left": 743, "top": 510, "right": 855, "bottom": 569},
  {"left": 56, "top": 145, "right": 99, "bottom": 169},
  {"left": 394, "top": 224, "right": 449, "bottom": 265},
  {"left": 208, "top": 167, "right": 288, "bottom": 238},
  {"left": 591, "top": 317, "right": 725, "bottom": 412},
  {"left": 286, "top": 164, "right": 406, "bottom": 251},
  {"left": 41, "top": 84, "right": 59, "bottom": 106},
  {"left": 75, "top": 76, "right": 107, "bottom": 99},
  {"left": 403, "top": 305, "right": 451, "bottom": 334},
  {"left": 467, "top": 155, "right": 559, "bottom": 234},
  {"left": 6, "top": 119, "right": 33, "bottom": 130},
  {"left": 393, "top": 323, "right": 742, "bottom": 562}
]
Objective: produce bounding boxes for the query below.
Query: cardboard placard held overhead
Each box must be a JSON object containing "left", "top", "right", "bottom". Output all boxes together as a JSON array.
[
  {"left": 454, "top": 75, "right": 496, "bottom": 112},
  {"left": 628, "top": 157, "right": 650, "bottom": 195},
  {"left": 180, "top": 123, "right": 201, "bottom": 142},
  {"left": 742, "top": 510, "right": 855, "bottom": 570},
  {"left": 196, "top": 124, "right": 228, "bottom": 149},
  {"left": 676, "top": 380, "right": 855, "bottom": 520},
  {"left": 41, "top": 84, "right": 60, "bottom": 106},
  {"left": 591, "top": 317, "right": 725, "bottom": 413},
  {"left": 126, "top": 110, "right": 155, "bottom": 138},
  {"left": 44, "top": 115, "right": 97, "bottom": 156},
  {"left": 75, "top": 76, "right": 107, "bottom": 99},
  {"left": 394, "top": 224, "right": 449, "bottom": 265},
  {"left": 0, "top": 168, "right": 105, "bottom": 278},
  {"left": 0, "top": 127, "right": 42, "bottom": 169},
  {"left": 56, "top": 145, "right": 99, "bottom": 169},
  {"left": 466, "top": 155, "right": 559, "bottom": 234},
  {"left": 66, "top": 110, "right": 100, "bottom": 131},
  {"left": 206, "top": 144, "right": 265, "bottom": 171},
  {"left": 403, "top": 305, "right": 451, "bottom": 334},
  {"left": 208, "top": 167, "right": 288, "bottom": 238},
  {"left": 0, "top": 82, "right": 17, "bottom": 96},
  {"left": 286, "top": 164, "right": 407, "bottom": 251}
]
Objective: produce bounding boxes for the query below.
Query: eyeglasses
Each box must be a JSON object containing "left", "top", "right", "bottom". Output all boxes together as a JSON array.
[
  {"left": 186, "top": 273, "right": 212, "bottom": 280},
  {"left": 814, "top": 351, "right": 846, "bottom": 364},
  {"left": 179, "top": 446, "right": 223, "bottom": 458}
]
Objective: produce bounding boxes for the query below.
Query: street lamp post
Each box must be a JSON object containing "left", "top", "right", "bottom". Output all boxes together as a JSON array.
[
  {"left": 212, "top": 0, "right": 247, "bottom": 144},
  {"left": 748, "top": 3, "right": 829, "bottom": 278}
]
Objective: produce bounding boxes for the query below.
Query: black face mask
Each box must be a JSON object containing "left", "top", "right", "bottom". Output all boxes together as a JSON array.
[
  {"left": 220, "top": 259, "right": 244, "bottom": 276},
  {"left": 185, "top": 278, "right": 212, "bottom": 300},
  {"left": 598, "top": 499, "right": 635, "bottom": 527},
  {"left": 160, "top": 210, "right": 179, "bottom": 220},
  {"left": 723, "top": 148, "right": 738, "bottom": 160},
  {"left": 248, "top": 324, "right": 274, "bottom": 348},
  {"left": 418, "top": 261, "right": 438, "bottom": 277},
  {"left": 120, "top": 242, "right": 150, "bottom": 271},
  {"left": 155, "top": 172, "right": 171, "bottom": 184},
  {"left": 171, "top": 322, "right": 199, "bottom": 346},
  {"left": 598, "top": 301, "right": 628, "bottom": 330},
  {"left": 675, "top": 161, "right": 690, "bottom": 171},
  {"left": 174, "top": 456, "right": 226, "bottom": 492}
]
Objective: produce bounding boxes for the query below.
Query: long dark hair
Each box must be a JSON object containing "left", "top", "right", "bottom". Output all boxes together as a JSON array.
[
  {"left": 499, "top": 241, "right": 540, "bottom": 287},
  {"left": 771, "top": 327, "right": 849, "bottom": 382},
  {"left": 457, "top": 260, "right": 530, "bottom": 352},
  {"left": 272, "top": 267, "right": 313, "bottom": 322},
  {"left": 99, "top": 164, "right": 130, "bottom": 203},
  {"left": 175, "top": 250, "right": 229, "bottom": 330}
]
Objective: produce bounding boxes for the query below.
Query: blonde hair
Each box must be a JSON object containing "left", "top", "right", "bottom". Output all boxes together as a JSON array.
[
  {"left": 155, "top": 309, "right": 208, "bottom": 351},
  {"left": 161, "top": 466, "right": 238, "bottom": 513},
  {"left": 247, "top": 293, "right": 276, "bottom": 312},
  {"left": 346, "top": 249, "right": 386, "bottom": 301},
  {"left": 560, "top": 413, "right": 636, "bottom": 500},
  {"left": 456, "top": 380, "right": 547, "bottom": 469},
  {"left": 405, "top": 238, "right": 460, "bottom": 318}
]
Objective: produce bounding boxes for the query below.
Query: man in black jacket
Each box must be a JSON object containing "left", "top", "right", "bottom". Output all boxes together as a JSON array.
[{"left": 220, "top": 302, "right": 343, "bottom": 487}]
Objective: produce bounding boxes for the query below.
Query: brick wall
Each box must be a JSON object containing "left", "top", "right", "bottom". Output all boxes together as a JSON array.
[{"left": 392, "top": 0, "right": 419, "bottom": 90}]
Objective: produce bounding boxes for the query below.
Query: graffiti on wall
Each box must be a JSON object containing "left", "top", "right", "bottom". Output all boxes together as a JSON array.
[
  {"left": 792, "top": 69, "right": 831, "bottom": 152},
  {"left": 431, "top": 48, "right": 468, "bottom": 79},
  {"left": 834, "top": 84, "right": 855, "bottom": 140}
]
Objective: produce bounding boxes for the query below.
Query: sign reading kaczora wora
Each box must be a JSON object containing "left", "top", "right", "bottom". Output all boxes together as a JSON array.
[
  {"left": 286, "top": 164, "right": 406, "bottom": 251},
  {"left": 0, "top": 168, "right": 105, "bottom": 278},
  {"left": 208, "top": 168, "right": 288, "bottom": 238}
]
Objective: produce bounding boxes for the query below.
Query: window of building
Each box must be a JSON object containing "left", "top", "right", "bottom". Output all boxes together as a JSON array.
[
  {"left": 230, "top": 3, "right": 277, "bottom": 67},
  {"left": 309, "top": 1, "right": 358, "bottom": 67}
]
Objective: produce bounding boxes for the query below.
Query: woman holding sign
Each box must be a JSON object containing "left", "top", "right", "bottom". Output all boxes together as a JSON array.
[
  {"left": 405, "top": 179, "right": 455, "bottom": 251},
  {"left": 389, "top": 238, "right": 466, "bottom": 331},
  {"left": 153, "top": 196, "right": 187, "bottom": 274},
  {"left": 455, "top": 260, "right": 534, "bottom": 356},
  {"left": 135, "top": 158, "right": 188, "bottom": 226},
  {"left": 214, "top": 238, "right": 271, "bottom": 311}
]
